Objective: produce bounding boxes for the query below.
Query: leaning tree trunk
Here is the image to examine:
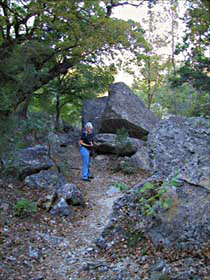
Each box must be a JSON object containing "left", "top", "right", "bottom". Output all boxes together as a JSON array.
[
  {"left": 55, "top": 91, "right": 61, "bottom": 131},
  {"left": 17, "top": 94, "right": 32, "bottom": 119}
]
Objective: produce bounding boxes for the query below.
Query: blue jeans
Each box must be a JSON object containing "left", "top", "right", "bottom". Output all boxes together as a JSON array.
[{"left": 80, "top": 146, "right": 92, "bottom": 180}]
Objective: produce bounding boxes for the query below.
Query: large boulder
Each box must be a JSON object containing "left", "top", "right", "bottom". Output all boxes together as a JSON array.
[
  {"left": 25, "top": 169, "right": 85, "bottom": 216},
  {"left": 82, "top": 97, "right": 108, "bottom": 134},
  {"left": 97, "top": 177, "right": 210, "bottom": 252},
  {"left": 95, "top": 133, "right": 138, "bottom": 156},
  {"left": 148, "top": 116, "right": 210, "bottom": 188},
  {"left": 100, "top": 82, "right": 159, "bottom": 140},
  {"left": 47, "top": 132, "right": 81, "bottom": 179},
  {"left": 56, "top": 183, "right": 85, "bottom": 207},
  {"left": 96, "top": 116, "right": 210, "bottom": 255},
  {"left": 24, "top": 170, "right": 66, "bottom": 190},
  {"left": 127, "top": 149, "right": 151, "bottom": 172},
  {"left": 1, "top": 145, "right": 54, "bottom": 180}
]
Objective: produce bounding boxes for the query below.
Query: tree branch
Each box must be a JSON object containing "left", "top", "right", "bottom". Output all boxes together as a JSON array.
[{"left": 106, "top": 0, "right": 144, "bottom": 16}]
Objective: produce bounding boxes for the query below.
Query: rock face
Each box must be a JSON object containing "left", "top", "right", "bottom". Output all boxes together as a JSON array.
[
  {"left": 148, "top": 116, "right": 210, "bottom": 188},
  {"left": 82, "top": 97, "right": 108, "bottom": 134},
  {"left": 97, "top": 178, "right": 210, "bottom": 251},
  {"left": 95, "top": 133, "right": 138, "bottom": 156},
  {"left": 82, "top": 82, "right": 159, "bottom": 139},
  {"left": 128, "top": 149, "right": 151, "bottom": 172},
  {"left": 25, "top": 171, "right": 84, "bottom": 216},
  {"left": 47, "top": 132, "right": 81, "bottom": 178},
  {"left": 146, "top": 181, "right": 210, "bottom": 250},
  {"left": 97, "top": 116, "right": 210, "bottom": 253},
  {"left": 100, "top": 82, "right": 159, "bottom": 139},
  {"left": 24, "top": 170, "right": 66, "bottom": 190},
  {"left": 2, "top": 145, "right": 54, "bottom": 180}
]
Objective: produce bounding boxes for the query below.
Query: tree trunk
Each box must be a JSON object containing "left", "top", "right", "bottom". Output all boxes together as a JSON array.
[
  {"left": 55, "top": 91, "right": 61, "bottom": 131},
  {"left": 17, "top": 94, "right": 32, "bottom": 119}
]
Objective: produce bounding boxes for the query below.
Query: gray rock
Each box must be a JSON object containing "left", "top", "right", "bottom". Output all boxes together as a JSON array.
[
  {"left": 2, "top": 145, "right": 54, "bottom": 180},
  {"left": 29, "top": 246, "right": 42, "bottom": 260},
  {"left": 24, "top": 169, "right": 85, "bottom": 216},
  {"left": 150, "top": 258, "right": 171, "bottom": 275},
  {"left": 148, "top": 116, "right": 210, "bottom": 188},
  {"left": 100, "top": 82, "right": 159, "bottom": 139},
  {"left": 56, "top": 183, "right": 85, "bottom": 207},
  {"left": 147, "top": 181, "right": 210, "bottom": 250},
  {"left": 48, "top": 132, "right": 80, "bottom": 178},
  {"left": 96, "top": 236, "right": 108, "bottom": 249},
  {"left": 38, "top": 193, "right": 57, "bottom": 211},
  {"left": 98, "top": 178, "right": 210, "bottom": 252},
  {"left": 82, "top": 96, "right": 108, "bottom": 134},
  {"left": 128, "top": 147, "right": 151, "bottom": 172},
  {"left": 24, "top": 170, "right": 66, "bottom": 190},
  {"left": 50, "top": 198, "right": 72, "bottom": 216},
  {"left": 95, "top": 133, "right": 137, "bottom": 156}
]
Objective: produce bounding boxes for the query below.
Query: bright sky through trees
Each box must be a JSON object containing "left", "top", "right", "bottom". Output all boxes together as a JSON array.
[{"left": 112, "top": 1, "right": 187, "bottom": 85}]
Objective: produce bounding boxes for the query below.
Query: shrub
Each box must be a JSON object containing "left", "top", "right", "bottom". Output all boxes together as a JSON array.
[
  {"left": 114, "top": 182, "right": 128, "bottom": 192},
  {"left": 15, "top": 199, "right": 37, "bottom": 217},
  {"left": 139, "top": 173, "right": 181, "bottom": 216},
  {"left": 120, "top": 161, "right": 139, "bottom": 175},
  {"left": 115, "top": 128, "right": 133, "bottom": 156}
]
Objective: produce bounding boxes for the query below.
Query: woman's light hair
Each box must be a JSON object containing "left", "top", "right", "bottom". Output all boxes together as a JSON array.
[{"left": 85, "top": 122, "right": 93, "bottom": 129}]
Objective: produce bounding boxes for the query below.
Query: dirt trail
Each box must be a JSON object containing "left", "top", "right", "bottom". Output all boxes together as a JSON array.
[
  {"left": 0, "top": 156, "right": 146, "bottom": 280},
  {"left": 37, "top": 166, "right": 120, "bottom": 279},
  {"left": 31, "top": 159, "right": 145, "bottom": 280}
]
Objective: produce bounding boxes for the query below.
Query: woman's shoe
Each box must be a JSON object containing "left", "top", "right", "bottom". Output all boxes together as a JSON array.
[
  {"left": 88, "top": 175, "right": 94, "bottom": 179},
  {"left": 82, "top": 178, "right": 91, "bottom": 182}
]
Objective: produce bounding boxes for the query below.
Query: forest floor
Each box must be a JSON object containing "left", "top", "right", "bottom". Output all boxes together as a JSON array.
[
  {"left": 0, "top": 155, "right": 209, "bottom": 280},
  {"left": 0, "top": 155, "right": 149, "bottom": 280}
]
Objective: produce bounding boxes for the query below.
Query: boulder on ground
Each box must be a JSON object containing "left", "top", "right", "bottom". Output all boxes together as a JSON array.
[
  {"left": 148, "top": 116, "right": 210, "bottom": 188},
  {"left": 47, "top": 132, "right": 81, "bottom": 179},
  {"left": 82, "top": 97, "right": 108, "bottom": 134},
  {"left": 100, "top": 82, "right": 159, "bottom": 140},
  {"left": 128, "top": 149, "right": 151, "bottom": 172},
  {"left": 2, "top": 145, "right": 54, "bottom": 180},
  {"left": 48, "top": 183, "right": 85, "bottom": 216},
  {"left": 25, "top": 171, "right": 85, "bottom": 216},
  {"left": 95, "top": 133, "right": 138, "bottom": 156},
  {"left": 24, "top": 170, "right": 66, "bottom": 190},
  {"left": 50, "top": 198, "right": 73, "bottom": 216},
  {"left": 97, "top": 177, "right": 210, "bottom": 252},
  {"left": 56, "top": 183, "right": 85, "bottom": 207}
]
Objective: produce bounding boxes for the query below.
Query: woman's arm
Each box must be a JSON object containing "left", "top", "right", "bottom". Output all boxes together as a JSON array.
[{"left": 80, "top": 139, "right": 93, "bottom": 148}]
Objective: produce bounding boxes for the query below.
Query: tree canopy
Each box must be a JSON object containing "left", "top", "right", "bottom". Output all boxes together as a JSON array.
[
  {"left": 173, "top": 0, "right": 210, "bottom": 92},
  {"left": 0, "top": 0, "right": 147, "bottom": 117}
]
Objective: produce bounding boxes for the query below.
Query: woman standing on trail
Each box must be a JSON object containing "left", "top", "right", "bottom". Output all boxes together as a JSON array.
[{"left": 79, "top": 122, "right": 96, "bottom": 182}]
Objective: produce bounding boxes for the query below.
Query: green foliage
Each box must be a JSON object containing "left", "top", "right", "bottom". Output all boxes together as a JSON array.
[
  {"left": 0, "top": 0, "right": 147, "bottom": 117},
  {"left": 21, "top": 112, "right": 53, "bottom": 141},
  {"left": 120, "top": 161, "right": 139, "bottom": 175},
  {"left": 154, "top": 82, "right": 210, "bottom": 118},
  {"left": 127, "top": 232, "right": 145, "bottom": 248},
  {"left": 15, "top": 199, "right": 37, "bottom": 218},
  {"left": 130, "top": 0, "right": 209, "bottom": 118},
  {"left": 115, "top": 128, "right": 133, "bottom": 156},
  {"left": 139, "top": 174, "right": 181, "bottom": 216},
  {"left": 171, "top": 0, "right": 210, "bottom": 116},
  {"left": 131, "top": 54, "right": 166, "bottom": 109},
  {"left": 114, "top": 182, "right": 128, "bottom": 192},
  {"left": 116, "top": 128, "right": 129, "bottom": 143},
  {"left": 30, "top": 64, "right": 115, "bottom": 127},
  {"left": 0, "top": 112, "right": 53, "bottom": 161}
]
